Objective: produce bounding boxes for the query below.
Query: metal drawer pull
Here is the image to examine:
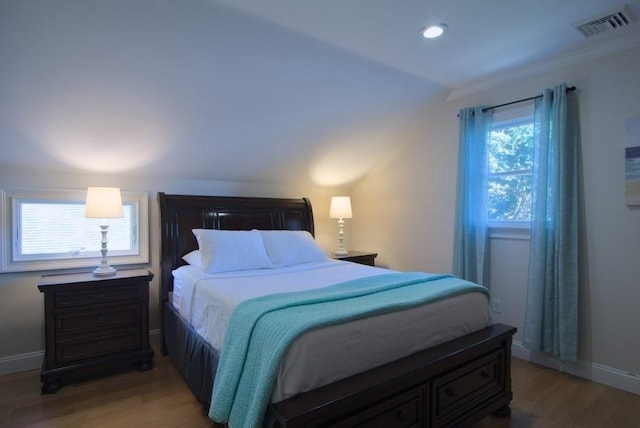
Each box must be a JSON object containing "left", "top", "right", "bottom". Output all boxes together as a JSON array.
[
  {"left": 481, "top": 370, "right": 490, "bottom": 378},
  {"left": 395, "top": 410, "right": 406, "bottom": 421},
  {"left": 445, "top": 388, "right": 457, "bottom": 398}
]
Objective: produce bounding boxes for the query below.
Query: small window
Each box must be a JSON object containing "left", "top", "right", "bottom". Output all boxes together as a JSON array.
[
  {"left": 1, "top": 189, "right": 149, "bottom": 272},
  {"left": 487, "top": 104, "right": 534, "bottom": 227}
]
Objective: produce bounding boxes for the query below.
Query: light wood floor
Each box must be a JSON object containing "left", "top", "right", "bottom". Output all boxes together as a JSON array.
[{"left": 1, "top": 351, "right": 639, "bottom": 427}]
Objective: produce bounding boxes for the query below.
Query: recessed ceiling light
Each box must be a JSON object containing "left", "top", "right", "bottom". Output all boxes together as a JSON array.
[{"left": 422, "top": 24, "right": 447, "bottom": 39}]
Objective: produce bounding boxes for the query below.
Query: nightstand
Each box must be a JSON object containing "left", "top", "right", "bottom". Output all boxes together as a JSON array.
[
  {"left": 332, "top": 251, "right": 378, "bottom": 266},
  {"left": 38, "top": 268, "right": 154, "bottom": 394}
]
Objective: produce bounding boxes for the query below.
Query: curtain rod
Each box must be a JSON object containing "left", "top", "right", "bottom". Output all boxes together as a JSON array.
[{"left": 481, "top": 86, "right": 576, "bottom": 113}]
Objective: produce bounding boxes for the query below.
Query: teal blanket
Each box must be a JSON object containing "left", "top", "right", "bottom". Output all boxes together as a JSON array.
[{"left": 208, "top": 272, "right": 488, "bottom": 427}]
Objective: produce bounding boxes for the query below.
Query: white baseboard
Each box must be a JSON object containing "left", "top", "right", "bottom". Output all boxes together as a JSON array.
[
  {"left": 0, "top": 329, "right": 163, "bottom": 376},
  {"left": 0, "top": 350, "right": 44, "bottom": 376},
  {"left": 512, "top": 340, "right": 640, "bottom": 396},
  {"left": 149, "top": 328, "right": 162, "bottom": 346}
]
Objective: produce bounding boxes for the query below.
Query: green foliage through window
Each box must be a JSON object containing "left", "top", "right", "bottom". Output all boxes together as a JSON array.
[{"left": 487, "top": 120, "right": 534, "bottom": 222}]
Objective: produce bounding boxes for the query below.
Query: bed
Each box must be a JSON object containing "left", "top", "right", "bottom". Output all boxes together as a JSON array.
[{"left": 158, "top": 192, "right": 516, "bottom": 427}]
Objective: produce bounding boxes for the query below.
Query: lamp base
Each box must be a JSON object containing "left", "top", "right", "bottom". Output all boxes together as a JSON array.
[
  {"left": 334, "top": 249, "right": 349, "bottom": 256},
  {"left": 93, "top": 266, "right": 117, "bottom": 277}
]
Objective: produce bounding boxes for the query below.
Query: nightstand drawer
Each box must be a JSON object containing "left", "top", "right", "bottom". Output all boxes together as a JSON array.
[
  {"left": 56, "top": 305, "right": 140, "bottom": 337},
  {"left": 54, "top": 286, "right": 140, "bottom": 308},
  {"left": 56, "top": 330, "right": 141, "bottom": 364}
]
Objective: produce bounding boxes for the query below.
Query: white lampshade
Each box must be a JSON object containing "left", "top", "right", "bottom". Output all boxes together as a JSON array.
[
  {"left": 85, "top": 187, "right": 123, "bottom": 218},
  {"left": 329, "top": 196, "right": 352, "bottom": 219}
]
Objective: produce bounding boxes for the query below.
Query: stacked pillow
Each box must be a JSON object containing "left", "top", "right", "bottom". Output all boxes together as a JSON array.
[{"left": 185, "top": 229, "right": 328, "bottom": 273}]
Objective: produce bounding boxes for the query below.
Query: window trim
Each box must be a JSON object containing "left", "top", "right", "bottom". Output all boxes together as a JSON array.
[
  {"left": 1, "top": 189, "right": 149, "bottom": 273},
  {"left": 488, "top": 224, "right": 531, "bottom": 240}
]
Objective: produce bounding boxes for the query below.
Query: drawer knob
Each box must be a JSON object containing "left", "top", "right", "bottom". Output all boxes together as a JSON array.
[
  {"left": 445, "top": 388, "right": 457, "bottom": 398},
  {"left": 97, "top": 316, "right": 105, "bottom": 323},
  {"left": 395, "top": 410, "right": 406, "bottom": 421},
  {"left": 481, "top": 370, "right": 490, "bottom": 378}
]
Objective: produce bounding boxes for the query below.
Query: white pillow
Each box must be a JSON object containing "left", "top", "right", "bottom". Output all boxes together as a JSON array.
[
  {"left": 259, "top": 230, "right": 328, "bottom": 267},
  {"left": 181, "top": 250, "right": 202, "bottom": 269},
  {"left": 192, "top": 229, "right": 272, "bottom": 273}
]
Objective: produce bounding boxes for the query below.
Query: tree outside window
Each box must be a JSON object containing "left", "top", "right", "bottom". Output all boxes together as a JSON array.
[{"left": 487, "top": 119, "right": 534, "bottom": 223}]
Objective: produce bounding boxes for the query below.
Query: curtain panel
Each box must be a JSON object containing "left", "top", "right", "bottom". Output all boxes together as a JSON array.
[
  {"left": 453, "top": 107, "right": 493, "bottom": 287},
  {"left": 523, "top": 83, "right": 579, "bottom": 361}
]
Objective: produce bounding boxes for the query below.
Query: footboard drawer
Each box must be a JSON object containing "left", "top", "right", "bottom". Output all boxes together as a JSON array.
[
  {"left": 329, "top": 387, "right": 426, "bottom": 428},
  {"left": 432, "top": 349, "right": 506, "bottom": 427}
]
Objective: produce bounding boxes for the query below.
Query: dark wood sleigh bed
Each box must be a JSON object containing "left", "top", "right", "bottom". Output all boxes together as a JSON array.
[{"left": 158, "top": 192, "right": 516, "bottom": 427}]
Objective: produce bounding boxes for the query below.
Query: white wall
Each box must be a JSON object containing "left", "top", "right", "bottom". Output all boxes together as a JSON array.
[
  {"left": 352, "top": 47, "right": 640, "bottom": 388},
  {"left": 0, "top": 168, "right": 348, "bottom": 372}
]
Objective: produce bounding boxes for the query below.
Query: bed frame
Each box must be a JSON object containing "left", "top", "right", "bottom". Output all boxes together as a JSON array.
[{"left": 158, "top": 192, "right": 516, "bottom": 427}]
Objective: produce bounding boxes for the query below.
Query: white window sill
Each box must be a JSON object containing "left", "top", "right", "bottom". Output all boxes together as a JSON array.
[{"left": 488, "top": 224, "right": 530, "bottom": 240}]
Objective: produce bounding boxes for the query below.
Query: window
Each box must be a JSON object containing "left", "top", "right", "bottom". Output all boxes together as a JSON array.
[
  {"left": 487, "top": 104, "right": 534, "bottom": 227},
  {"left": 1, "top": 189, "right": 149, "bottom": 272}
]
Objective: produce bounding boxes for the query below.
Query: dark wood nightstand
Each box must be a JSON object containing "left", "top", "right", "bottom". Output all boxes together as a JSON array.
[
  {"left": 38, "top": 268, "right": 154, "bottom": 394},
  {"left": 332, "top": 251, "right": 378, "bottom": 266}
]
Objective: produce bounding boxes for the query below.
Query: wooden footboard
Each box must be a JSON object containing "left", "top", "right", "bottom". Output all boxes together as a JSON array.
[
  {"left": 269, "top": 323, "right": 516, "bottom": 427},
  {"left": 165, "top": 298, "right": 515, "bottom": 427}
]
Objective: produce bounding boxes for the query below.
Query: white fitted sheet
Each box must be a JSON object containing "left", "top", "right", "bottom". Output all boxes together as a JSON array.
[{"left": 172, "top": 260, "right": 492, "bottom": 401}]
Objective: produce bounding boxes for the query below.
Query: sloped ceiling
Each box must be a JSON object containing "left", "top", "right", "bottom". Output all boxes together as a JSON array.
[
  {"left": 1, "top": 0, "right": 639, "bottom": 187},
  {"left": 213, "top": 0, "right": 640, "bottom": 89}
]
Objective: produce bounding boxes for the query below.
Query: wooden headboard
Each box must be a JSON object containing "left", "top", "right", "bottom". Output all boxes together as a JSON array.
[{"left": 157, "top": 193, "right": 314, "bottom": 304}]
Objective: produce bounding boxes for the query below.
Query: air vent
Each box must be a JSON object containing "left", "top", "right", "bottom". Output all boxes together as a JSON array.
[{"left": 574, "top": 4, "right": 637, "bottom": 37}]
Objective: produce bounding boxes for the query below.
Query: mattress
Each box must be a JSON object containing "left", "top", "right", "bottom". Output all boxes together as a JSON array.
[{"left": 172, "top": 260, "right": 492, "bottom": 401}]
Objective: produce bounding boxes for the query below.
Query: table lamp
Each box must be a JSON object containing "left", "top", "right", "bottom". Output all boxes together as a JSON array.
[
  {"left": 85, "top": 187, "right": 123, "bottom": 276},
  {"left": 329, "top": 196, "right": 352, "bottom": 256}
]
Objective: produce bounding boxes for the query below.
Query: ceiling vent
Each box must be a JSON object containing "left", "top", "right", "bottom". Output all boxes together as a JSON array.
[{"left": 574, "top": 4, "right": 637, "bottom": 37}]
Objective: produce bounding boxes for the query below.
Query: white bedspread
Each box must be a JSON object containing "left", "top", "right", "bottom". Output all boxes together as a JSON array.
[{"left": 172, "top": 260, "right": 492, "bottom": 401}]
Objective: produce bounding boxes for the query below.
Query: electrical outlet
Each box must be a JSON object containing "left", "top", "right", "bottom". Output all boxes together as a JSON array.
[{"left": 491, "top": 298, "right": 503, "bottom": 314}]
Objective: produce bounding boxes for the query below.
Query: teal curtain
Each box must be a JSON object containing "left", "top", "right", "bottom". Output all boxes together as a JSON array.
[
  {"left": 453, "top": 107, "right": 493, "bottom": 286},
  {"left": 523, "top": 83, "right": 579, "bottom": 361}
]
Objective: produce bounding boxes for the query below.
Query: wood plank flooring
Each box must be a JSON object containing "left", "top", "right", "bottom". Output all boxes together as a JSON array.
[
  {"left": 1, "top": 351, "right": 639, "bottom": 427},
  {"left": 478, "top": 357, "right": 640, "bottom": 428}
]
